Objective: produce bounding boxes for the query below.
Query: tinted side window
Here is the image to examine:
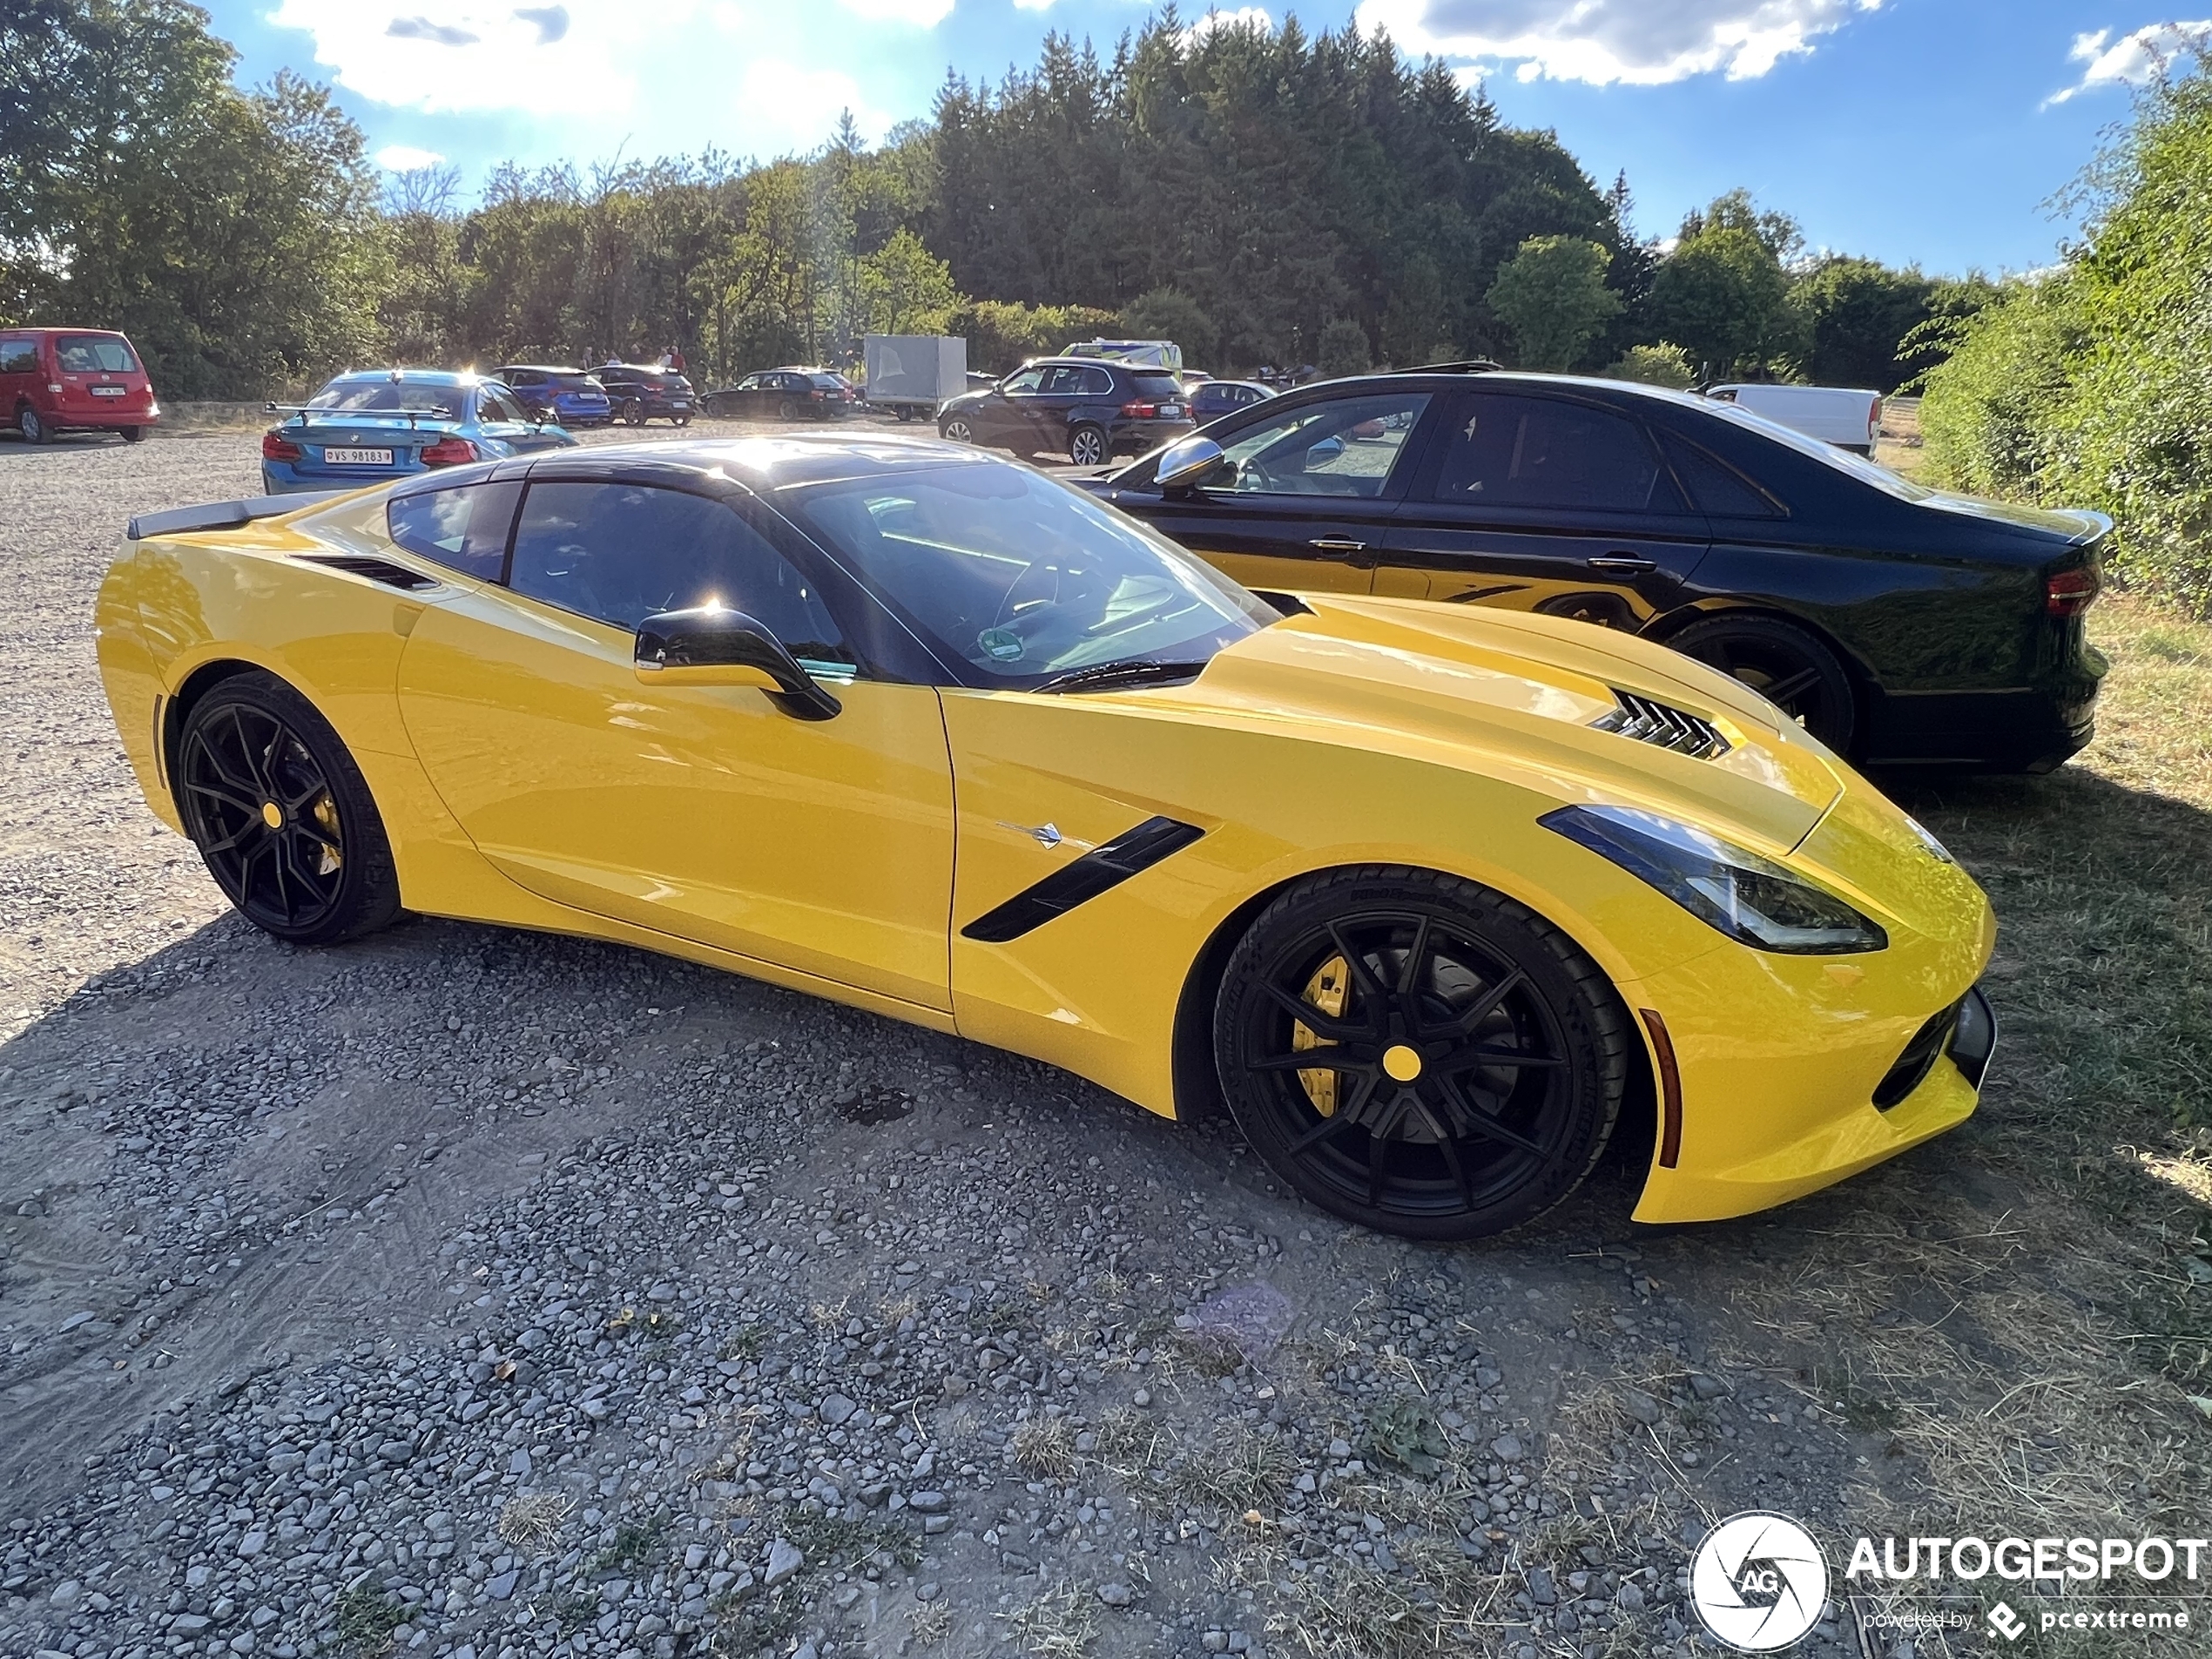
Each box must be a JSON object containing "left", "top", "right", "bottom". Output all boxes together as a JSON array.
[
  {"left": 1433, "top": 395, "right": 1683, "bottom": 514},
  {"left": 387, "top": 481, "right": 521, "bottom": 579},
  {"left": 1659, "top": 429, "right": 1785, "bottom": 518},
  {"left": 0, "top": 338, "right": 37, "bottom": 374},
  {"left": 507, "top": 482, "right": 851, "bottom": 661},
  {"left": 1207, "top": 393, "right": 1431, "bottom": 498}
]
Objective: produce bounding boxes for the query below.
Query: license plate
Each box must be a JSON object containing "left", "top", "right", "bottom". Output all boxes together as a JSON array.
[
  {"left": 91, "top": 385, "right": 125, "bottom": 397},
  {"left": 671, "top": 400, "right": 691, "bottom": 408},
  {"left": 1160, "top": 404, "right": 1183, "bottom": 418},
  {"left": 323, "top": 448, "right": 393, "bottom": 466}
]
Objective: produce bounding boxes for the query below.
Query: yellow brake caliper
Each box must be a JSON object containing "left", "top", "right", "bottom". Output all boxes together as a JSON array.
[
  {"left": 310, "top": 792, "right": 343, "bottom": 876},
  {"left": 1294, "top": 956, "right": 1349, "bottom": 1116}
]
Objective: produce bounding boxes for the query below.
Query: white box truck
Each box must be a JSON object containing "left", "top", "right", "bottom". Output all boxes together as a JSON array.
[
  {"left": 864, "top": 335, "right": 968, "bottom": 423},
  {"left": 1706, "top": 383, "right": 1885, "bottom": 455}
]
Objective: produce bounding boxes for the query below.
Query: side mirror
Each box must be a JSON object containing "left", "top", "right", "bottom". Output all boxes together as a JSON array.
[
  {"left": 1305, "top": 436, "right": 1345, "bottom": 468},
  {"left": 634, "top": 606, "right": 842, "bottom": 721},
  {"left": 1155, "top": 435, "right": 1225, "bottom": 492}
]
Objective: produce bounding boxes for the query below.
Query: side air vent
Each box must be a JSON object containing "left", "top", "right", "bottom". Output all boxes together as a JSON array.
[
  {"left": 294, "top": 553, "right": 441, "bottom": 592},
  {"left": 1591, "top": 691, "right": 1730, "bottom": 759}
]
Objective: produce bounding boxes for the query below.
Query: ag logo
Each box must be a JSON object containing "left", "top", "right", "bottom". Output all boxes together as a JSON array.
[{"left": 1689, "top": 1512, "right": 1830, "bottom": 1652}]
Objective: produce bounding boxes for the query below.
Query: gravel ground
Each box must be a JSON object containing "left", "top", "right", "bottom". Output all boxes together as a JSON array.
[{"left": 2, "top": 423, "right": 1947, "bottom": 1659}]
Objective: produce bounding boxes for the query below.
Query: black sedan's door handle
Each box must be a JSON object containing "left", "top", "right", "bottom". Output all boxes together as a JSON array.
[
  {"left": 1308, "top": 537, "right": 1368, "bottom": 555},
  {"left": 1588, "top": 554, "right": 1656, "bottom": 574}
]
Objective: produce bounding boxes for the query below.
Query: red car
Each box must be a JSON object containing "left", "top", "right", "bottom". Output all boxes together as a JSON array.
[{"left": 0, "top": 327, "right": 160, "bottom": 444}]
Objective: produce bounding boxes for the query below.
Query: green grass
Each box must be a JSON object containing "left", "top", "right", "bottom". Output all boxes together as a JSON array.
[{"left": 332, "top": 1582, "right": 408, "bottom": 1654}]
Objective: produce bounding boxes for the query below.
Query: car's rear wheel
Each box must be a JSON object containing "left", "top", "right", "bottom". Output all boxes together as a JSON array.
[
  {"left": 777, "top": 398, "right": 798, "bottom": 421},
  {"left": 120, "top": 426, "right": 147, "bottom": 443},
  {"left": 1069, "top": 423, "right": 1108, "bottom": 467},
  {"left": 941, "top": 416, "right": 974, "bottom": 444},
  {"left": 1670, "top": 614, "right": 1857, "bottom": 755},
  {"left": 19, "top": 407, "right": 49, "bottom": 444},
  {"left": 1214, "top": 867, "right": 1629, "bottom": 1240},
  {"left": 176, "top": 672, "right": 401, "bottom": 946},
  {"left": 621, "top": 400, "right": 645, "bottom": 426}
]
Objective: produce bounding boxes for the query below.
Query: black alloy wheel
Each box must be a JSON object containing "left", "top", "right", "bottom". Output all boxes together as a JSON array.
[
  {"left": 1069, "top": 423, "right": 1108, "bottom": 467},
  {"left": 1215, "top": 868, "right": 1629, "bottom": 1239},
  {"left": 175, "top": 672, "right": 401, "bottom": 945},
  {"left": 622, "top": 400, "right": 646, "bottom": 426},
  {"left": 1670, "top": 614, "right": 1857, "bottom": 755}
]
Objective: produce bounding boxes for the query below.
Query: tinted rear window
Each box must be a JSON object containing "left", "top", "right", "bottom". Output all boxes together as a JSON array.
[
  {"left": 551, "top": 374, "right": 604, "bottom": 392},
  {"left": 387, "top": 481, "right": 521, "bottom": 580},
  {"left": 310, "top": 376, "right": 462, "bottom": 415},
  {"left": 1131, "top": 374, "right": 1184, "bottom": 401},
  {"left": 57, "top": 335, "right": 138, "bottom": 373},
  {"left": 1659, "top": 430, "right": 1784, "bottom": 518}
]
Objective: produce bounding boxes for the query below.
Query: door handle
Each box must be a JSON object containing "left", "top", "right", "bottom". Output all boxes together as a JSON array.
[
  {"left": 1588, "top": 555, "right": 1656, "bottom": 574},
  {"left": 1308, "top": 537, "right": 1368, "bottom": 556}
]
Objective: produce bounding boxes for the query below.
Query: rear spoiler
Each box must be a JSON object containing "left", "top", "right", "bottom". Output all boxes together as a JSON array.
[{"left": 126, "top": 492, "right": 347, "bottom": 542}]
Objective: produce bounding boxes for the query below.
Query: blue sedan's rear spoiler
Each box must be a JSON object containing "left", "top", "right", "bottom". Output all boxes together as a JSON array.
[{"left": 126, "top": 492, "right": 347, "bottom": 542}]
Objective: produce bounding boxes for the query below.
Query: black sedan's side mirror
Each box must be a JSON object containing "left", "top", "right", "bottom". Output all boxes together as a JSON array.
[
  {"left": 1155, "top": 434, "right": 1226, "bottom": 493},
  {"left": 634, "top": 606, "right": 842, "bottom": 721}
]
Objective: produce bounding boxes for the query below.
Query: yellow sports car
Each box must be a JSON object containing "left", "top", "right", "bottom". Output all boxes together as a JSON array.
[{"left": 95, "top": 437, "right": 1996, "bottom": 1239}]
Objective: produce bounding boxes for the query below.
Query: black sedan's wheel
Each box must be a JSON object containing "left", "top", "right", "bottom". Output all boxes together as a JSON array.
[
  {"left": 941, "top": 416, "right": 974, "bottom": 443},
  {"left": 1670, "top": 614, "right": 1857, "bottom": 755},
  {"left": 777, "top": 398, "right": 798, "bottom": 421},
  {"left": 622, "top": 401, "right": 645, "bottom": 427},
  {"left": 1216, "top": 867, "right": 1629, "bottom": 1239},
  {"left": 1068, "top": 423, "right": 1108, "bottom": 467},
  {"left": 176, "top": 672, "right": 401, "bottom": 946}
]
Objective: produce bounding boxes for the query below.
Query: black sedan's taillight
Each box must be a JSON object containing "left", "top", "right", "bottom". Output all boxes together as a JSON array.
[{"left": 2046, "top": 566, "right": 2100, "bottom": 617}]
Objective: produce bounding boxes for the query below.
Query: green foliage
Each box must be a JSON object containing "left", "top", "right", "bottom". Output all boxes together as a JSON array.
[
  {"left": 1365, "top": 1396, "right": 1450, "bottom": 1479},
  {"left": 1649, "top": 219, "right": 1797, "bottom": 379},
  {"left": 1601, "top": 342, "right": 1696, "bottom": 388},
  {"left": 1919, "top": 57, "right": 2212, "bottom": 610},
  {"left": 1485, "top": 235, "right": 1622, "bottom": 370},
  {"left": 1317, "top": 317, "right": 1372, "bottom": 376},
  {"left": 1793, "top": 257, "right": 1935, "bottom": 390},
  {"left": 1119, "top": 287, "right": 1218, "bottom": 365},
  {"left": 945, "top": 298, "right": 1118, "bottom": 374},
  {"left": 2, "top": 1, "right": 384, "bottom": 396}
]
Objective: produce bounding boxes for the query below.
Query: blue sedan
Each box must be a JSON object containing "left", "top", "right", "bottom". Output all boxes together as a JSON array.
[{"left": 260, "top": 370, "right": 577, "bottom": 496}]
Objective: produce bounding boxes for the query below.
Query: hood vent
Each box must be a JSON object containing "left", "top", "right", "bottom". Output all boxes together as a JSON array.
[
  {"left": 1592, "top": 690, "right": 1730, "bottom": 759},
  {"left": 294, "top": 553, "right": 441, "bottom": 592}
]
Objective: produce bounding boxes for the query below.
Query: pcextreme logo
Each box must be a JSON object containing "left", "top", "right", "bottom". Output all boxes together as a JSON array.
[{"left": 1689, "top": 1512, "right": 1831, "bottom": 1652}]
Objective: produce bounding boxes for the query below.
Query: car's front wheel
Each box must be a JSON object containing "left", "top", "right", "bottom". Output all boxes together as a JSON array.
[
  {"left": 1670, "top": 614, "right": 1856, "bottom": 756},
  {"left": 941, "top": 416, "right": 974, "bottom": 444},
  {"left": 1214, "top": 867, "right": 1629, "bottom": 1240},
  {"left": 1068, "top": 423, "right": 1108, "bottom": 467},
  {"left": 176, "top": 671, "right": 402, "bottom": 947}
]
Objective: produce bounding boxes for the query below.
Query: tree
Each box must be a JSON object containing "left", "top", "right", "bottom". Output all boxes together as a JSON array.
[
  {"left": 1119, "top": 287, "right": 1217, "bottom": 364},
  {"left": 1794, "top": 256, "right": 1937, "bottom": 390},
  {"left": 1601, "top": 343, "right": 1696, "bottom": 388},
  {"left": 1649, "top": 226, "right": 1794, "bottom": 380},
  {"left": 1484, "top": 235, "right": 1622, "bottom": 371},
  {"left": 1317, "top": 318, "right": 1372, "bottom": 376}
]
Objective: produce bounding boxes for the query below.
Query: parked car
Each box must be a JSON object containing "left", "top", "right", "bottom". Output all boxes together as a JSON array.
[
  {"left": 595, "top": 362, "right": 697, "bottom": 426},
  {"left": 1077, "top": 368, "right": 2107, "bottom": 773},
  {"left": 937, "top": 357, "right": 1196, "bottom": 467},
  {"left": 701, "top": 368, "right": 861, "bottom": 421},
  {"left": 1, "top": 327, "right": 159, "bottom": 443},
  {"left": 1707, "top": 383, "right": 1884, "bottom": 454},
  {"left": 260, "top": 370, "right": 576, "bottom": 495},
  {"left": 102, "top": 432, "right": 1996, "bottom": 1240},
  {"left": 1063, "top": 337, "right": 1184, "bottom": 374},
  {"left": 491, "top": 366, "right": 613, "bottom": 428},
  {"left": 1189, "top": 379, "right": 1274, "bottom": 421}
]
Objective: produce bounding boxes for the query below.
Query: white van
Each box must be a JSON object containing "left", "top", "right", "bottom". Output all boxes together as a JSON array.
[{"left": 1707, "top": 383, "right": 1884, "bottom": 454}]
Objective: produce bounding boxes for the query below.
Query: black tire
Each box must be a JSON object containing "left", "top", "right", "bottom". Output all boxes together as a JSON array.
[
  {"left": 120, "top": 425, "right": 147, "bottom": 443},
  {"left": 1214, "top": 867, "right": 1629, "bottom": 1240},
  {"left": 940, "top": 415, "right": 974, "bottom": 444},
  {"left": 1068, "top": 423, "right": 1108, "bottom": 467},
  {"left": 19, "top": 406, "right": 50, "bottom": 444},
  {"left": 175, "top": 671, "right": 402, "bottom": 946},
  {"left": 1669, "top": 613, "right": 1857, "bottom": 755},
  {"left": 896, "top": 405, "right": 914, "bottom": 423},
  {"left": 777, "top": 398, "right": 798, "bottom": 421},
  {"left": 622, "top": 400, "right": 645, "bottom": 427}
]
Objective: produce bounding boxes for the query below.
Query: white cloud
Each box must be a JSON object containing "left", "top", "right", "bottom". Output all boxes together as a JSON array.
[
  {"left": 734, "top": 60, "right": 893, "bottom": 146},
  {"left": 2045, "top": 21, "right": 2211, "bottom": 105},
  {"left": 1184, "top": 7, "right": 1275, "bottom": 44},
  {"left": 1351, "top": 0, "right": 1881, "bottom": 86},
  {"left": 828, "top": 0, "right": 954, "bottom": 23},
  {"left": 374, "top": 143, "right": 448, "bottom": 170},
  {"left": 1009, "top": 0, "right": 1055, "bottom": 12}
]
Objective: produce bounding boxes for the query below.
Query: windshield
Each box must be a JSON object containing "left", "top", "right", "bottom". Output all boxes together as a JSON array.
[
  {"left": 308, "top": 376, "right": 462, "bottom": 415},
  {"left": 57, "top": 335, "right": 139, "bottom": 373},
  {"left": 785, "top": 462, "right": 1274, "bottom": 687}
]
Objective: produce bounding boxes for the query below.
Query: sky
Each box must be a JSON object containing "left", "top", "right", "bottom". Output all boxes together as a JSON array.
[{"left": 198, "top": 0, "right": 2211, "bottom": 276}]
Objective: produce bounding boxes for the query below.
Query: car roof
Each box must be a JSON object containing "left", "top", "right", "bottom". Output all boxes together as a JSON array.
[
  {"left": 493, "top": 364, "right": 593, "bottom": 374},
  {"left": 325, "top": 368, "right": 477, "bottom": 386},
  {"left": 517, "top": 433, "right": 1007, "bottom": 493}
]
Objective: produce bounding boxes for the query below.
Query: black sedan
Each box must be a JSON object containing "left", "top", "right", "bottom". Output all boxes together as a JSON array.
[
  {"left": 1079, "top": 369, "right": 2107, "bottom": 772},
  {"left": 596, "top": 363, "right": 696, "bottom": 426},
  {"left": 938, "top": 357, "right": 1195, "bottom": 468}
]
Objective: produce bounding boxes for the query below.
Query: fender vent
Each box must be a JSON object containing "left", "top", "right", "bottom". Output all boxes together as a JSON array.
[
  {"left": 1592, "top": 691, "right": 1730, "bottom": 759},
  {"left": 294, "top": 553, "right": 441, "bottom": 592}
]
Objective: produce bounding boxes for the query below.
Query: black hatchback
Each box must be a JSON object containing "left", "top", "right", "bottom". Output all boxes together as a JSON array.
[
  {"left": 1078, "top": 370, "right": 2108, "bottom": 773},
  {"left": 595, "top": 363, "right": 696, "bottom": 426},
  {"left": 938, "top": 357, "right": 1195, "bottom": 468}
]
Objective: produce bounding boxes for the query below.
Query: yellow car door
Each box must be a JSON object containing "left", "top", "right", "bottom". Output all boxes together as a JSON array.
[{"left": 394, "top": 473, "right": 955, "bottom": 1014}]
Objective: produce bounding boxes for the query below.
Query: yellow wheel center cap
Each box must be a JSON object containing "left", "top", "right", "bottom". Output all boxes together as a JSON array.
[
  {"left": 260, "top": 801, "right": 284, "bottom": 829},
  {"left": 1382, "top": 1044, "right": 1423, "bottom": 1082}
]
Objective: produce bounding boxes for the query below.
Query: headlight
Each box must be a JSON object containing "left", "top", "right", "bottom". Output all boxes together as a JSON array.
[{"left": 1541, "top": 805, "right": 1888, "bottom": 954}]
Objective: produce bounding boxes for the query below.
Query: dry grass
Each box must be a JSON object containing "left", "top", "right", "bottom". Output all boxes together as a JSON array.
[
  {"left": 1003, "top": 1579, "right": 1100, "bottom": 1657},
  {"left": 494, "top": 1493, "right": 575, "bottom": 1553},
  {"left": 904, "top": 1597, "right": 953, "bottom": 1645},
  {"left": 1013, "top": 1415, "right": 1079, "bottom": 1480}
]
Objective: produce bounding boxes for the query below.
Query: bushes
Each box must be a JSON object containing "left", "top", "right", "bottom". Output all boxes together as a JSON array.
[{"left": 1919, "top": 59, "right": 2212, "bottom": 612}]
